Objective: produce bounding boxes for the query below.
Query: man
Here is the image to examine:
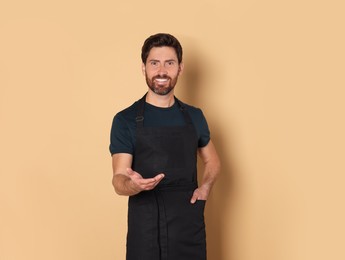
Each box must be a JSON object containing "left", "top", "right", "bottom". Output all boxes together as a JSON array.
[{"left": 110, "top": 33, "right": 220, "bottom": 260}]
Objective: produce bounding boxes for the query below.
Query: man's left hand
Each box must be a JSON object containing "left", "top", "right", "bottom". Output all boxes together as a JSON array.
[{"left": 190, "top": 186, "right": 210, "bottom": 204}]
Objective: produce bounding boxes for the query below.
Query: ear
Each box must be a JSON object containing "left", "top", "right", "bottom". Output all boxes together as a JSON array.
[
  {"left": 141, "top": 63, "right": 146, "bottom": 75},
  {"left": 178, "top": 62, "right": 184, "bottom": 75}
]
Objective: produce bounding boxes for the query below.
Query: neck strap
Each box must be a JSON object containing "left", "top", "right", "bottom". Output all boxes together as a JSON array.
[{"left": 135, "top": 93, "right": 193, "bottom": 128}]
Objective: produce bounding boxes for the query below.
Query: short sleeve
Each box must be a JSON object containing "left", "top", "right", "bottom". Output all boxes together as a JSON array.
[
  {"left": 196, "top": 109, "right": 210, "bottom": 147},
  {"left": 187, "top": 107, "right": 210, "bottom": 148},
  {"left": 109, "top": 113, "right": 134, "bottom": 155}
]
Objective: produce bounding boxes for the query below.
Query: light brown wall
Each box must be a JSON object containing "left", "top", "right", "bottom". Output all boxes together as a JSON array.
[{"left": 1, "top": 1, "right": 344, "bottom": 259}]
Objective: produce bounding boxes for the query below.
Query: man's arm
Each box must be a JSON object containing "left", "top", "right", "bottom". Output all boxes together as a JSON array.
[
  {"left": 112, "top": 153, "right": 165, "bottom": 196},
  {"left": 190, "top": 140, "right": 221, "bottom": 203}
]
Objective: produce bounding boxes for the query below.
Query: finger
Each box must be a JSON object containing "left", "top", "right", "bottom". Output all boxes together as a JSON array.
[
  {"left": 138, "top": 180, "right": 157, "bottom": 187},
  {"left": 154, "top": 173, "right": 165, "bottom": 181},
  {"left": 190, "top": 193, "right": 198, "bottom": 204},
  {"left": 140, "top": 176, "right": 164, "bottom": 187},
  {"left": 141, "top": 175, "right": 164, "bottom": 190},
  {"left": 138, "top": 174, "right": 164, "bottom": 186},
  {"left": 151, "top": 174, "right": 165, "bottom": 188},
  {"left": 141, "top": 182, "right": 160, "bottom": 191}
]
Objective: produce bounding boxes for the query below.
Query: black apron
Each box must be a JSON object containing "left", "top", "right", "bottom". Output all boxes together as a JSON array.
[{"left": 126, "top": 95, "right": 207, "bottom": 260}]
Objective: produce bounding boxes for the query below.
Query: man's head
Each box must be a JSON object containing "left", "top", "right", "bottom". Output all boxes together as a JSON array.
[
  {"left": 141, "top": 33, "right": 183, "bottom": 65},
  {"left": 141, "top": 33, "right": 184, "bottom": 96}
]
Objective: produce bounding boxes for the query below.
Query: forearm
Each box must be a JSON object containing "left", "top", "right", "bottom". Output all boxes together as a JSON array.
[
  {"left": 111, "top": 153, "right": 139, "bottom": 196},
  {"left": 199, "top": 161, "right": 221, "bottom": 193},
  {"left": 191, "top": 160, "right": 220, "bottom": 203},
  {"left": 197, "top": 140, "right": 221, "bottom": 195}
]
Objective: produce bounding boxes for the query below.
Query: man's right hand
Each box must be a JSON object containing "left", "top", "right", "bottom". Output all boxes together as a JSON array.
[{"left": 126, "top": 168, "right": 165, "bottom": 193}]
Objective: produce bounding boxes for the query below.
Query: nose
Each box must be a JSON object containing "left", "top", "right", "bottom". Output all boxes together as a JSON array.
[{"left": 157, "top": 64, "right": 168, "bottom": 76}]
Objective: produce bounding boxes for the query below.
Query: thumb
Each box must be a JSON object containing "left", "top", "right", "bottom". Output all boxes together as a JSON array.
[
  {"left": 127, "top": 168, "right": 142, "bottom": 179},
  {"left": 126, "top": 168, "right": 134, "bottom": 175},
  {"left": 190, "top": 192, "right": 198, "bottom": 204}
]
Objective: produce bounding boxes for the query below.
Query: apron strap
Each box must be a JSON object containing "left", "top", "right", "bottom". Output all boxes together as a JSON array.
[
  {"left": 175, "top": 97, "right": 194, "bottom": 125},
  {"left": 135, "top": 94, "right": 146, "bottom": 128}
]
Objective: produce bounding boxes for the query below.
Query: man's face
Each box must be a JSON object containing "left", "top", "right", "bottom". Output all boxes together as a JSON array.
[{"left": 142, "top": 47, "right": 183, "bottom": 96}]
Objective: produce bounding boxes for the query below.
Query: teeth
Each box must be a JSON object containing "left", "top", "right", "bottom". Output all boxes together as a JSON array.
[{"left": 155, "top": 78, "right": 168, "bottom": 82}]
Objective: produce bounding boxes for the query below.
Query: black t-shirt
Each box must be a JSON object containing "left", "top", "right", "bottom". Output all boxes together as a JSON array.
[{"left": 109, "top": 97, "right": 210, "bottom": 155}]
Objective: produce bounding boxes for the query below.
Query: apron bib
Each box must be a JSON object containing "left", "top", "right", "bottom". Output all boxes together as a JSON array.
[{"left": 126, "top": 95, "right": 207, "bottom": 260}]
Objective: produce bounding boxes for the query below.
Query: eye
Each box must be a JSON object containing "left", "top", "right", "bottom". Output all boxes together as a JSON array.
[
  {"left": 150, "top": 61, "right": 158, "bottom": 66},
  {"left": 166, "top": 61, "right": 175, "bottom": 66}
]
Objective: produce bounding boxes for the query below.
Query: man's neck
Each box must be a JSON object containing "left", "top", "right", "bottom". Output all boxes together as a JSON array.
[{"left": 145, "top": 90, "right": 175, "bottom": 108}]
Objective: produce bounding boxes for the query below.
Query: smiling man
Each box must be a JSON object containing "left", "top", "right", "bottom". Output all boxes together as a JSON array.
[
  {"left": 144, "top": 46, "right": 181, "bottom": 96},
  {"left": 110, "top": 33, "right": 221, "bottom": 260}
]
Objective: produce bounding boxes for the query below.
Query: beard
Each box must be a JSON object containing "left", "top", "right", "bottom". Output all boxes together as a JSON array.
[{"left": 145, "top": 74, "right": 179, "bottom": 96}]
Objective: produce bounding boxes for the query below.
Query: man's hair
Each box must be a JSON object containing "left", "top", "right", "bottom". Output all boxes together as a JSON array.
[{"left": 141, "top": 33, "right": 183, "bottom": 64}]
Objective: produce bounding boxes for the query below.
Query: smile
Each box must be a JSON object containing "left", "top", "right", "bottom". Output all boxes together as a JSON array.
[{"left": 155, "top": 78, "right": 169, "bottom": 82}]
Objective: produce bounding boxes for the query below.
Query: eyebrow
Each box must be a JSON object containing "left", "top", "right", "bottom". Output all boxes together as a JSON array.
[{"left": 148, "top": 59, "right": 177, "bottom": 63}]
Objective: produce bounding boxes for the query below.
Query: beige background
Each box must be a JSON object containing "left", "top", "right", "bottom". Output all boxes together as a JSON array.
[{"left": 1, "top": 0, "right": 344, "bottom": 259}]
